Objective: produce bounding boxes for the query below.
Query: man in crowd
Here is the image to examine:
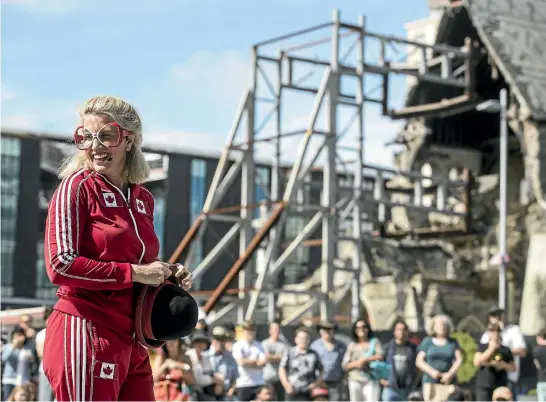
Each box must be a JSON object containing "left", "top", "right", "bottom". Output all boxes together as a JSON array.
[
  {"left": 381, "top": 320, "right": 418, "bottom": 401},
  {"left": 279, "top": 327, "right": 323, "bottom": 401},
  {"left": 310, "top": 321, "right": 346, "bottom": 401},
  {"left": 261, "top": 321, "right": 288, "bottom": 401},
  {"left": 204, "top": 326, "right": 239, "bottom": 400},
  {"left": 480, "top": 306, "right": 527, "bottom": 399},
  {"left": 1, "top": 327, "right": 34, "bottom": 400},
  {"left": 474, "top": 323, "right": 515, "bottom": 401},
  {"left": 231, "top": 321, "right": 267, "bottom": 401}
]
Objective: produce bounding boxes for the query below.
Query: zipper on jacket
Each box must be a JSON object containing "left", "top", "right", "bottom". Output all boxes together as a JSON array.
[{"left": 99, "top": 175, "right": 146, "bottom": 264}]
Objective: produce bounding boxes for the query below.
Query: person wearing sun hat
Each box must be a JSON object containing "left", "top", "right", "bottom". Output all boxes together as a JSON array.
[{"left": 310, "top": 320, "right": 346, "bottom": 401}]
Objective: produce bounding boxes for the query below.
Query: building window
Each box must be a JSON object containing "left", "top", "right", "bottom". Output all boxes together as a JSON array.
[
  {"left": 190, "top": 159, "right": 207, "bottom": 276},
  {"left": 1, "top": 137, "right": 21, "bottom": 296},
  {"left": 283, "top": 215, "right": 311, "bottom": 285},
  {"left": 255, "top": 167, "right": 270, "bottom": 218}
]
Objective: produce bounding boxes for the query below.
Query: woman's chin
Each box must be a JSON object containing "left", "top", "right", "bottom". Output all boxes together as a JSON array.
[{"left": 92, "top": 161, "right": 115, "bottom": 176}]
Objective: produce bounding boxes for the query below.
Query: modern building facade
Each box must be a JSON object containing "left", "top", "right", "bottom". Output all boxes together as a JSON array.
[{"left": 0, "top": 131, "right": 280, "bottom": 309}]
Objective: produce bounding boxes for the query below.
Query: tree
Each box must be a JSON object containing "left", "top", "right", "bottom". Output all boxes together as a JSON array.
[{"left": 451, "top": 331, "right": 478, "bottom": 384}]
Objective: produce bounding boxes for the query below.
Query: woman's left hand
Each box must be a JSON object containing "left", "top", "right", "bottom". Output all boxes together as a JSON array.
[{"left": 173, "top": 264, "right": 193, "bottom": 290}]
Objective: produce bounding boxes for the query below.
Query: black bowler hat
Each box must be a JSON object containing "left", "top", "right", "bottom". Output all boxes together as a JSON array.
[{"left": 135, "top": 275, "right": 199, "bottom": 348}]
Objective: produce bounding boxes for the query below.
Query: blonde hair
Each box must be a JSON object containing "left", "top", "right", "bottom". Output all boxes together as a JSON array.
[
  {"left": 428, "top": 314, "right": 454, "bottom": 337},
  {"left": 59, "top": 96, "right": 150, "bottom": 184},
  {"left": 7, "top": 384, "right": 34, "bottom": 402}
]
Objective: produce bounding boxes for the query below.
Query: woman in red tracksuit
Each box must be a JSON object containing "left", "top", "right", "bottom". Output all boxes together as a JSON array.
[{"left": 42, "top": 96, "right": 192, "bottom": 401}]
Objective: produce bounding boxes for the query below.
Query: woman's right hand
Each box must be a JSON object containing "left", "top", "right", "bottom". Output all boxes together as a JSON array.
[
  {"left": 359, "top": 357, "right": 369, "bottom": 368},
  {"left": 131, "top": 261, "right": 172, "bottom": 286}
]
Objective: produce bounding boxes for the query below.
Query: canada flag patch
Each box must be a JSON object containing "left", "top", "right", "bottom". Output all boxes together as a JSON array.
[
  {"left": 102, "top": 192, "right": 118, "bottom": 207},
  {"left": 93, "top": 361, "right": 118, "bottom": 380},
  {"left": 135, "top": 199, "right": 146, "bottom": 214}
]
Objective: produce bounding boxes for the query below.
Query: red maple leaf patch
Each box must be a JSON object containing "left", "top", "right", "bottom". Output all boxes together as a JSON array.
[
  {"left": 106, "top": 195, "right": 115, "bottom": 204},
  {"left": 93, "top": 361, "right": 117, "bottom": 379}
]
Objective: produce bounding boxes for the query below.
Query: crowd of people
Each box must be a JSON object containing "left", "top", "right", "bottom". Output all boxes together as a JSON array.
[
  {"left": 2, "top": 305, "right": 545, "bottom": 402},
  {"left": 4, "top": 95, "right": 541, "bottom": 402}
]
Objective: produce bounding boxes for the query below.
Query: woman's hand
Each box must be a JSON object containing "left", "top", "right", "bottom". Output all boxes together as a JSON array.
[
  {"left": 172, "top": 263, "right": 193, "bottom": 290},
  {"left": 131, "top": 262, "right": 171, "bottom": 286},
  {"left": 358, "top": 357, "right": 370, "bottom": 368}
]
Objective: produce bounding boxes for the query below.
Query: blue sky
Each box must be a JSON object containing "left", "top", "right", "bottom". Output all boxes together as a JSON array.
[{"left": 2, "top": 0, "right": 430, "bottom": 166}]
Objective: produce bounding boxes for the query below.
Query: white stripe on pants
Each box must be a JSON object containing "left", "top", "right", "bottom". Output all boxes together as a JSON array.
[{"left": 348, "top": 378, "right": 380, "bottom": 402}]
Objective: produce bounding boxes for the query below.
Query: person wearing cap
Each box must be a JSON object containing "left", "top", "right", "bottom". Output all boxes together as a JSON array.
[
  {"left": 279, "top": 327, "right": 324, "bottom": 401},
  {"left": 473, "top": 323, "right": 515, "bottom": 401},
  {"left": 480, "top": 306, "right": 527, "bottom": 399},
  {"left": 203, "top": 326, "right": 239, "bottom": 400},
  {"left": 261, "top": 321, "right": 288, "bottom": 401},
  {"left": 231, "top": 321, "right": 267, "bottom": 401},
  {"left": 187, "top": 330, "right": 225, "bottom": 400},
  {"left": 310, "top": 320, "right": 346, "bottom": 401}
]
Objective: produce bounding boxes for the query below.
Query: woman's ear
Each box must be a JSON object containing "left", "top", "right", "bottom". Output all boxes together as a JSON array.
[{"left": 126, "top": 136, "right": 134, "bottom": 152}]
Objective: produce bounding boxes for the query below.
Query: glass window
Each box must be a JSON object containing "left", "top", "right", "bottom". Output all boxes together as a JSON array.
[
  {"left": 0, "top": 137, "right": 21, "bottom": 290},
  {"left": 283, "top": 215, "right": 310, "bottom": 284},
  {"left": 255, "top": 167, "right": 270, "bottom": 218}
]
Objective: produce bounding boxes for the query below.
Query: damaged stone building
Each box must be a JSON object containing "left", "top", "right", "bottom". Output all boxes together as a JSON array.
[{"left": 279, "top": 0, "right": 546, "bottom": 335}]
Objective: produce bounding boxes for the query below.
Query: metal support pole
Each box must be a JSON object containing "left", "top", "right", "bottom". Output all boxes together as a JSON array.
[
  {"left": 267, "top": 51, "right": 283, "bottom": 323},
  {"left": 499, "top": 88, "right": 508, "bottom": 312},
  {"left": 239, "top": 48, "right": 257, "bottom": 322},
  {"left": 351, "top": 14, "right": 366, "bottom": 323},
  {"left": 321, "top": 9, "right": 340, "bottom": 321}
]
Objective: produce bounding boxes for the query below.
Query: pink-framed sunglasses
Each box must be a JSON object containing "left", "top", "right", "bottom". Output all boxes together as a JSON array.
[{"left": 73, "top": 122, "right": 130, "bottom": 150}]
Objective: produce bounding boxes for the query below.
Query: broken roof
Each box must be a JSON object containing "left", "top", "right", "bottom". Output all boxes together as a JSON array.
[{"left": 465, "top": 0, "right": 546, "bottom": 120}]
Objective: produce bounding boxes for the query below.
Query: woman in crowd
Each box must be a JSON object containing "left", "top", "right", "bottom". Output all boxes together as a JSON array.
[
  {"left": 41, "top": 96, "right": 192, "bottom": 401},
  {"left": 153, "top": 338, "right": 195, "bottom": 401},
  {"left": 416, "top": 314, "right": 463, "bottom": 401},
  {"left": 342, "top": 319, "right": 384, "bottom": 401}
]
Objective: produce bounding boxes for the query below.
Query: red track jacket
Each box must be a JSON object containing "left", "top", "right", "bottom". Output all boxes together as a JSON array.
[{"left": 44, "top": 169, "right": 160, "bottom": 339}]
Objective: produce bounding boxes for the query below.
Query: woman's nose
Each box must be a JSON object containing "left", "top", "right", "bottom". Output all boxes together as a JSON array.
[{"left": 91, "top": 137, "right": 104, "bottom": 151}]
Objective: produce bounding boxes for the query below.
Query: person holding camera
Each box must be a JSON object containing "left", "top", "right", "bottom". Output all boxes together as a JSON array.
[{"left": 474, "top": 323, "right": 515, "bottom": 401}]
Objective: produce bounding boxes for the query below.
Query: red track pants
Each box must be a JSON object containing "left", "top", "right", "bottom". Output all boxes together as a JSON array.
[{"left": 42, "top": 310, "right": 155, "bottom": 401}]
